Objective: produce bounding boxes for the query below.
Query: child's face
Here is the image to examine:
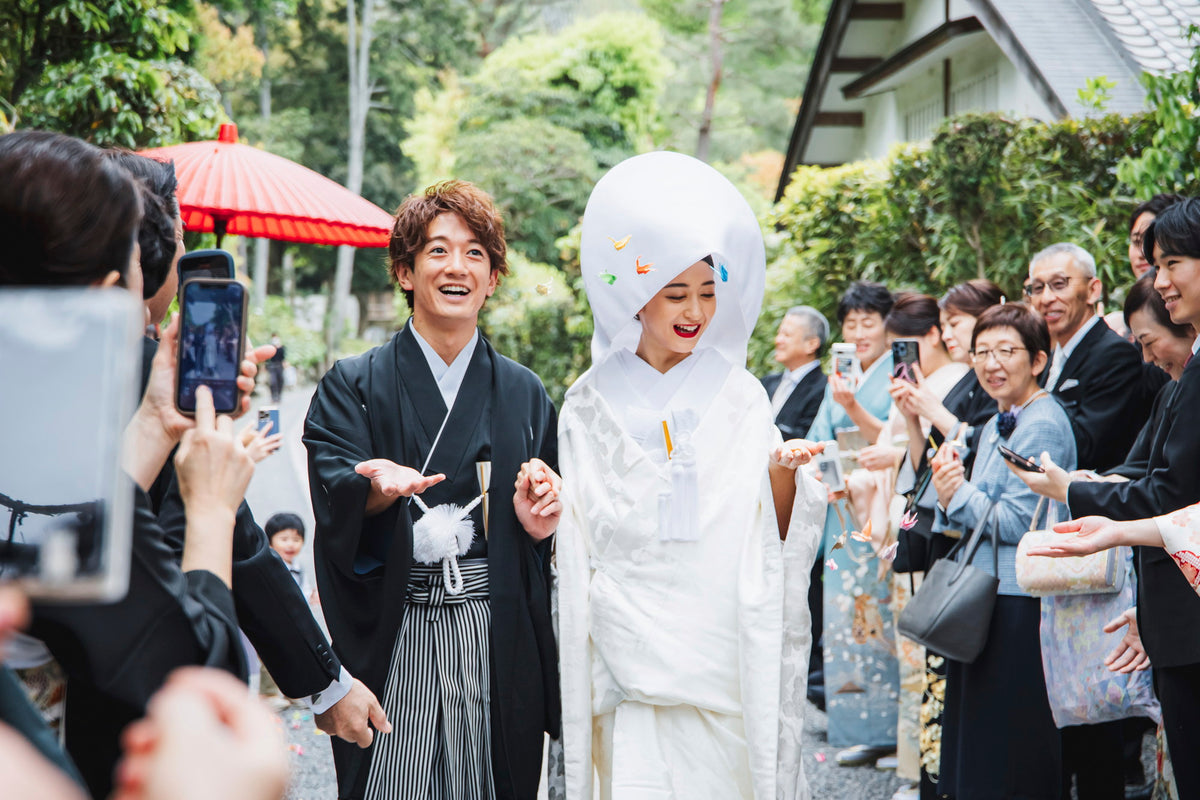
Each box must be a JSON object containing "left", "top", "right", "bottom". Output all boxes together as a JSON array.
[{"left": 270, "top": 529, "right": 304, "bottom": 564}]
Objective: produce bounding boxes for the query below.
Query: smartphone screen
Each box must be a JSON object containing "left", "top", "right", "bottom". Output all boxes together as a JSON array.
[
  {"left": 258, "top": 406, "right": 280, "bottom": 435},
  {"left": 177, "top": 279, "right": 246, "bottom": 414},
  {"left": 177, "top": 249, "right": 235, "bottom": 283},
  {"left": 892, "top": 338, "right": 920, "bottom": 383},
  {"left": 0, "top": 289, "right": 140, "bottom": 601}
]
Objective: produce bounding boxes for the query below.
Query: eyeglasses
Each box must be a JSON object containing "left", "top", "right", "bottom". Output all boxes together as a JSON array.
[
  {"left": 1024, "top": 277, "right": 1075, "bottom": 296},
  {"left": 970, "top": 346, "right": 1027, "bottom": 365}
]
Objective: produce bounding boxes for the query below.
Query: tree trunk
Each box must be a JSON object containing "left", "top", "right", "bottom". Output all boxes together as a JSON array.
[
  {"left": 696, "top": 0, "right": 727, "bottom": 163},
  {"left": 252, "top": 18, "right": 272, "bottom": 313},
  {"left": 252, "top": 239, "right": 270, "bottom": 310},
  {"left": 327, "top": 0, "right": 375, "bottom": 363},
  {"left": 282, "top": 249, "right": 295, "bottom": 306}
]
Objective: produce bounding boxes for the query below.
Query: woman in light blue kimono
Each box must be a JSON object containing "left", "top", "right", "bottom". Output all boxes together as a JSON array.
[{"left": 804, "top": 281, "right": 898, "bottom": 758}]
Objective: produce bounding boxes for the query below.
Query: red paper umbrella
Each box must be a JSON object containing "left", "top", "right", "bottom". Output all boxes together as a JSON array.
[{"left": 138, "top": 123, "right": 393, "bottom": 248}]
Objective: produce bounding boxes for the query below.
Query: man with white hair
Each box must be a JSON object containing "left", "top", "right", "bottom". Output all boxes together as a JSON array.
[
  {"left": 761, "top": 305, "right": 829, "bottom": 440},
  {"left": 1027, "top": 242, "right": 1161, "bottom": 472}
]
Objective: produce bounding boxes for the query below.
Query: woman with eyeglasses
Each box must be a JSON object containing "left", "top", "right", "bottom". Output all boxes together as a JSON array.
[{"left": 927, "top": 302, "right": 1076, "bottom": 800}]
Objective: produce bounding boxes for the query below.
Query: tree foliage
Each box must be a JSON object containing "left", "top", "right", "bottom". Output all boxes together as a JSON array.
[
  {"left": 406, "top": 12, "right": 669, "bottom": 265},
  {"left": 1117, "top": 25, "right": 1200, "bottom": 198},
  {"left": 18, "top": 51, "right": 225, "bottom": 148},
  {"left": 752, "top": 111, "right": 1153, "bottom": 374}
]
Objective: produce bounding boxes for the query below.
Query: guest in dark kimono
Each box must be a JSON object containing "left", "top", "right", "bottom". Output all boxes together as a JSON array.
[{"left": 304, "top": 180, "right": 563, "bottom": 800}]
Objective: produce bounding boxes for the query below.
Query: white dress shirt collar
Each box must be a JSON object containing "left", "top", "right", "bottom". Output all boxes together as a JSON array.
[{"left": 409, "top": 321, "right": 479, "bottom": 411}]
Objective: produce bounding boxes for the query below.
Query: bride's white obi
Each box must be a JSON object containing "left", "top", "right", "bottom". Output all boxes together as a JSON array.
[{"left": 555, "top": 349, "right": 824, "bottom": 800}]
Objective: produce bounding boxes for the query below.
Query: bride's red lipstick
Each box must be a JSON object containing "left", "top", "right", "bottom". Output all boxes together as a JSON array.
[{"left": 674, "top": 324, "right": 700, "bottom": 338}]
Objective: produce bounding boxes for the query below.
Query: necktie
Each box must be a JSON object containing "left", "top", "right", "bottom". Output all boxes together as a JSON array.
[
  {"left": 1045, "top": 346, "right": 1065, "bottom": 392},
  {"left": 771, "top": 374, "right": 796, "bottom": 416}
]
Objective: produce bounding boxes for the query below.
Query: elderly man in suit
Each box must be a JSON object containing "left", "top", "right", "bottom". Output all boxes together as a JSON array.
[
  {"left": 760, "top": 305, "right": 829, "bottom": 709},
  {"left": 761, "top": 305, "right": 829, "bottom": 440}
]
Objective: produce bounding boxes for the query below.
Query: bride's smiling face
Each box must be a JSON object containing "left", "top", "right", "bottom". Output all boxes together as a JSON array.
[{"left": 635, "top": 260, "right": 717, "bottom": 373}]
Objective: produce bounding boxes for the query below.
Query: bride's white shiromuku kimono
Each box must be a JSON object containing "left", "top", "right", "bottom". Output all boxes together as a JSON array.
[{"left": 552, "top": 151, "right": 823, "bottom": 800}]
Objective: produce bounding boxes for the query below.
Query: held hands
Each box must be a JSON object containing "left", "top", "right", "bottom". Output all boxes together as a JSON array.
[
  {"left": 931, "top": 442, "right": 964, "bottom": 508},
  {"left": 1005, "top": 452, "right": 1070, "bottom": 503},
  {"left": 355, "top": 459, "right": 445, "bottom": 499},
  {"left": 771, "top": 439, "right": 824, "bottom": 470},
  {"left": 175, "top": 386, "right": 255, "bottom": 519},
  {"left": 1103, "top": 607, "right": 1150, "bottom": 673},
  {"left": 514, "top": 458, "right": 562, "bottom": 541}
]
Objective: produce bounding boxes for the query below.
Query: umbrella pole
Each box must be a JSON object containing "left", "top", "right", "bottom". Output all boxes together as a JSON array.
[{"left": 214, "top": 219, "right": 228, "bottom": 250}]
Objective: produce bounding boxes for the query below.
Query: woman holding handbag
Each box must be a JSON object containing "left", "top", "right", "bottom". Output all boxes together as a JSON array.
[
  {"left": 888, "top": 280, "right": 1002, "bottom": 799},
  {"left": 928, "top": 302, "right": 1076, "bottom": 800}
]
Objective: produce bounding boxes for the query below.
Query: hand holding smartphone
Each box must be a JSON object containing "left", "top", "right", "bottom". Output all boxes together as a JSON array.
[
  {"left": 176, "top": 279, "right": 248, "bottom": 416},
  {"left": 831, "top": 343, "right": 861, "bottom": 390},
  {"left": 998, "top": 444, "right": 1045, "bottom": 473}
]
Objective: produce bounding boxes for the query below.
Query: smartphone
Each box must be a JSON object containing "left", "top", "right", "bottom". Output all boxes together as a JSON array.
[
  {"left": 177, "top": 249, "right": 235, "bottom": 284},
  {"left": 258, "top": 406, "right": 280, "bottom": 436},
  {"left": 997, "top": 444, "right": 1045, "bottom": 473},
  {"left": 813, "top": 441, "right": 846, "bottom": 492},
  {"left": 831, "top": 342, "right": 861, "bottom": 389},
  {"left": 176, "top": 279, "right": 248, "bottom": 415},
  {"left": 0, "top": 289, "right": 141, "bottom": 601},
  {"left": 892, "top": 338, "right": 920, "bottom": 383}
]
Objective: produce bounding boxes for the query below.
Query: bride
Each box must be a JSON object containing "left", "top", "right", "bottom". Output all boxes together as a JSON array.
[{"left": 553, "top": 151, "right": 824, "bottom": 799}]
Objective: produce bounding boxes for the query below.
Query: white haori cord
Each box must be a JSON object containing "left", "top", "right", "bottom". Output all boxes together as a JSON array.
[{"left": 410, "top": 492, "right": 484, "bottom": 595}]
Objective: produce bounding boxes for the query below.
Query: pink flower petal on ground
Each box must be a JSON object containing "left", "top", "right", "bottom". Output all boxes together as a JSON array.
[{"left": 815, "top": 752, "right": 827, "bottom": 762}]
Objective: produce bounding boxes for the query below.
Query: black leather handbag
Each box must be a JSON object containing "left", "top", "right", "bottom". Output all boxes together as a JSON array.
[{"left": 896, "top": 500, "right": 1000, "bottom": 664}]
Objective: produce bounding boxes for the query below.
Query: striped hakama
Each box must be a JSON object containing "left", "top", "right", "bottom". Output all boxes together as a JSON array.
[{"left": 364, "top": 559, "right": 494, "bottom": 800}]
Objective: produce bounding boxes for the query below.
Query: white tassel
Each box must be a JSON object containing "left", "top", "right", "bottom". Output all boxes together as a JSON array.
[
  {"left": 410, "top": 493, "right": 483, "bottom": 594},
  {"left": 660, "top": 409, "right": 699, "bottom": 542}
]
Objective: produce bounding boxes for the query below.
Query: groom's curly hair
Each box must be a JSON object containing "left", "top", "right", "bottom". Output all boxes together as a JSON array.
[{"left": 388, "top": 180, "right": 508, "bottom": 312}]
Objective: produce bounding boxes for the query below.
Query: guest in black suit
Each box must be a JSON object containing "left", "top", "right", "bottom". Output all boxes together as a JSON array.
[
  {"left": 0, "top": 130, "right": 264, "bottom": 797},
  {"left": 760, "top": 305, "right": 828, "bottom": 707},
  {"left": 1025, "top": 242, "right": 1159, "bottom": 799},
  {"left": 1014, "top": 204, "right": 1200, "bottom": 799},
  {"left": 1027, "top": 242, "right": 1165, "bottom": 473},
  {"left": 761, "top": 305, "right": 829, "bottom": 439},
  {"left": 113, "top": 148, "right": 386, "bottom": 753}
]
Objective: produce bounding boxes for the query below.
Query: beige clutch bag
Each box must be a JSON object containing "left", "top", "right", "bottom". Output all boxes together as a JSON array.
[{"left": 1015, "top": 498, "right": 1123, "bottom": 596}]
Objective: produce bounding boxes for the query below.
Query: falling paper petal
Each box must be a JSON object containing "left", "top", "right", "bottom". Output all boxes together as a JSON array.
[
  {"left": 881, "top": 542, "right": 899, "bottom": 562},
  {"left": 850, "top": 529, "right": 872, "bottom": 542},
  {"left": 635, "top": 256, "right": 655, "bottom": 275},
  {"left": 831, "top": 532, "right": 847, "bottom": 551},
  {"left": 536, "top": 281, "right": 552, "bottom": 295},
  {"left": 599, "top": 271, "right": 617, "bottom": 285},
  {"left": 719, "top": 264, "right": 728, "bottom": 282},
  {"left": 825, "top": 558, "right": 839, "bottom": 571},
  {"left": 862, "top": 520, "right": 873, "bottom": 540},
  {"left": 900, "top": 509, "right": 919, "bottom": 530},
  {"left": 608, "top": 234, "right": 631, "bottom": 250},
  {"left": 815, "top": 753, "right": 827, "bottom": 762}
]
